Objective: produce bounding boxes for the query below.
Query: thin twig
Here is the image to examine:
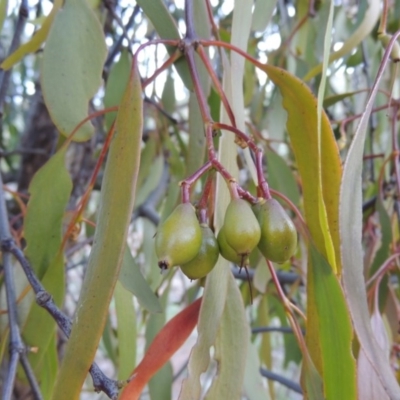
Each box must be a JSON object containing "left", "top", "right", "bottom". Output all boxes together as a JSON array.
[
  {"left": 1, "top": 240, "right": 122, "bottom": 399},
  {"left": 0, "top": 0, "right": 29, "bottom": 117},
  {"left": 0, "top": 170, "right": 42, "bottom": 400}
]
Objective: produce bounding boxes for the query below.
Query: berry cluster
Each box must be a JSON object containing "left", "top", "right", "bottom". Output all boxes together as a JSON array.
[{"left": 155, "top": 191, "right": 297, "bottom": 280}]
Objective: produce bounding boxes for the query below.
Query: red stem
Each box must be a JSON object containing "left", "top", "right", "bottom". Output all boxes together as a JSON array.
[
  {"left": 196, "top": 46, "right": 236, "bottom": 126},
  {"left": 142, "top": 49, "right": 182, "bottom": 88}
]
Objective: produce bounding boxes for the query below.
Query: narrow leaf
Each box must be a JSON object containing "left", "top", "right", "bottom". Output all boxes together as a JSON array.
[
  {"left": 24, "top": 147, "right": 72, "bottom": 277},
  {"left": 261, "top": 64, "right": 342, "bottom": 272},
  {"left": 118, "top": 246, "right": 162, "bottom": 314},
  {"left": 51, "top": 61, "right": 143, "bottom": 400},
  {"left": 23, "top": 253, "right": 65, "bottom": 378},
  {"left": 1, "top": 0, "right": 63, "bottom": 70},
  {"left": 205, "top": 274, "right": 250, "bottom": 399},
  {"left": 120, "top": 297, "right": 202, "bottom": 400},
  {"left": 103, "top": 49, "right": 131, "bottom": 130},
  {"left": 357, "top": 307, "right": 391, "bottom": 400},
  {"left": 309, "top": 245, "right": 357, "bottom": 399},
  {"left": 339, "top": 34, "right": 400, "bottom": 399},
  {"left": 303, "top": 0, "right": 380, "bottom": 81},
  {"left": 41, "top": 0, "right": 107, "bottom": 141},
  {"left": 114, "top": 281, "right": 136, "bottom": 380}
]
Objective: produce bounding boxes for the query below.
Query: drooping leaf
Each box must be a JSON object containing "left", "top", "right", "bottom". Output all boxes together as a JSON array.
[
  {"left": 51, "top": 61, "right": 143, "bottom": 400},
  {"left": 251, "top": 0, "right": 277, "bottom": 32},
  {"left": 38, "top": 334, "right": 58, "bottom": 400},
  {"left": 370, "top": 196, "right": 392, "bottom": 276},
  {"left": 266, "top": 149, "right": 300, "bottom": 206},
  {"left": 1, "top": 0, "right": 63, "bottom": 70},
  {"left": 339, "top": 34, "right": 400, "bottom": 399},
  {"left": 24, "top": 147, "right": 72, "bottom": 277},
  {"left": 146, "top": 286, "right": 172, "bottom": 400},
  {"left": 303, "top": 0, "right": 380, "bottom": 81},
  {"left": 118, "top": 246, "right": 162, "bottom": 314},
  {"left": 23, "top": 253, "right": 65, "bottom": 380},
  {"left": 357, "top": 306, "right": 391, "bottom": 400},
  {"left": 178, "top": 259, "right": 230, "bottom": 400},
  {"left": 205, "top": 274, "right": 250, "bottom": 399},
  {"left": 261, "top": 63, "right": 342, "bottom": 272},
  {"left": 308, "top": 245, "right": 357, "bottom": 400},
  {"left": 41, "top": 0, "right": 107, "bottom": 141},
  {"left": 300, "top": 355, "right": 325, "bottom": 400},
  {"left": 103, "top": 49, "right": 132, "bottom": 130},
  {"left": 120, "top": 297, "right": 202, "bottom": 400},
  {"left": 323, "top": 91, "right": 362, "bottom": 108},
  {"left": 114, "top": 281, "right": 136, "bottom": 380}
]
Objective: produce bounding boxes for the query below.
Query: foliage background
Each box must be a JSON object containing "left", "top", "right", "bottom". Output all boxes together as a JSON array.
[{"left": 0, "top": 0, "right": 399, "bottom": 399}]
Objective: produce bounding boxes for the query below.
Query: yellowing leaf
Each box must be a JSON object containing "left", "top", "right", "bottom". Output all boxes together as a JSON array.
[
  {"left": 261, "top": 64, "right": 342, "bottom": 272},
  {"left": 41, "top": 0, "right": 107, "bottom": 141}
]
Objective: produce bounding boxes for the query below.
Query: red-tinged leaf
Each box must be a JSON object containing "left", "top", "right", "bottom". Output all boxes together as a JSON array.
[{"left": 120, "top": 297, "right": 202, "bottom": 400}]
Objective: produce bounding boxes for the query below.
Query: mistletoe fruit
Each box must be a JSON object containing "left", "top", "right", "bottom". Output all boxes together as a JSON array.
[
  {"left": 217, "top": 226, "right": 244, "bottom": 265},
  {"left": 253, "top": 198, "right": 297, "bottom": 263},
  {"left": 180, "top": 225, "right": 220, "bottom": 280},
  {"left": 222, "top": 198, "right": 261, "bottom": 257},
  {"left": 155, "top": 203, "right": 202, "bottom": 271}
]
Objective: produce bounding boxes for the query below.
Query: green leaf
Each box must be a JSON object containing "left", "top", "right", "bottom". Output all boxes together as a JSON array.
[
  {"left": 370, "top": 196, "right": 392, "bottom": 276},
  {"left": 101, "top": 317, "right": 117, "bottom": 365},
  {"left": 261, "top": 63, "right": 342, "bottom": 272},
  {"left": 205, "top": 274, "right": 250, "bottom": 399},
  {"left": 251, "top": 0, "right": 277, "bottom": 32},
  {"left": 1, "top": 0, "right": 63, "bottom": 70},
  {"left": 339, "top": 34, "right": 400, "bottom": 398},
  {"left": 134, "top": 155, "right": 164, "bottom": 207},
  {"left": 24, "top": 147, "right": 72, "bottom": 277},
  {"left": 37, "top": 334, "right": 58, "bottom": 400},
  {"left": 309, "top": 245, "right": 357, "bottom": 400},
  {"left": 303, "top": 0, "right": 380, "bottom": 80},
  {"left": 114, "top": 281, "right": 136, "bottom": 380},
  {"left": 266, "top": 149, "right": 300, "bottom": 206},
  {"left": 20, "top": 254, "right": 64, "bottom": 382},
  {"left": 300, "top": 355, "right": 325, "bottom": 400},
  {"left": 118, "top": 247, "right": 162, "bottom": 314},
  {"left": 186, "top": 94, "right": 207, "bottom": 176},
  {"left": 51, "top": 61, "right": 143, "bottom": 400},
  {"left": 243, "top": 323, "right": 269, "bottom": 400},
  {"left": 103, "top": 50, "right": 132, "bottom": 130},
  {"left": 323, "top": 91, "right": 361, "bottom": 108},
  {"left": 41, "top": 0, "right": 107, "bottom": 141}
]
